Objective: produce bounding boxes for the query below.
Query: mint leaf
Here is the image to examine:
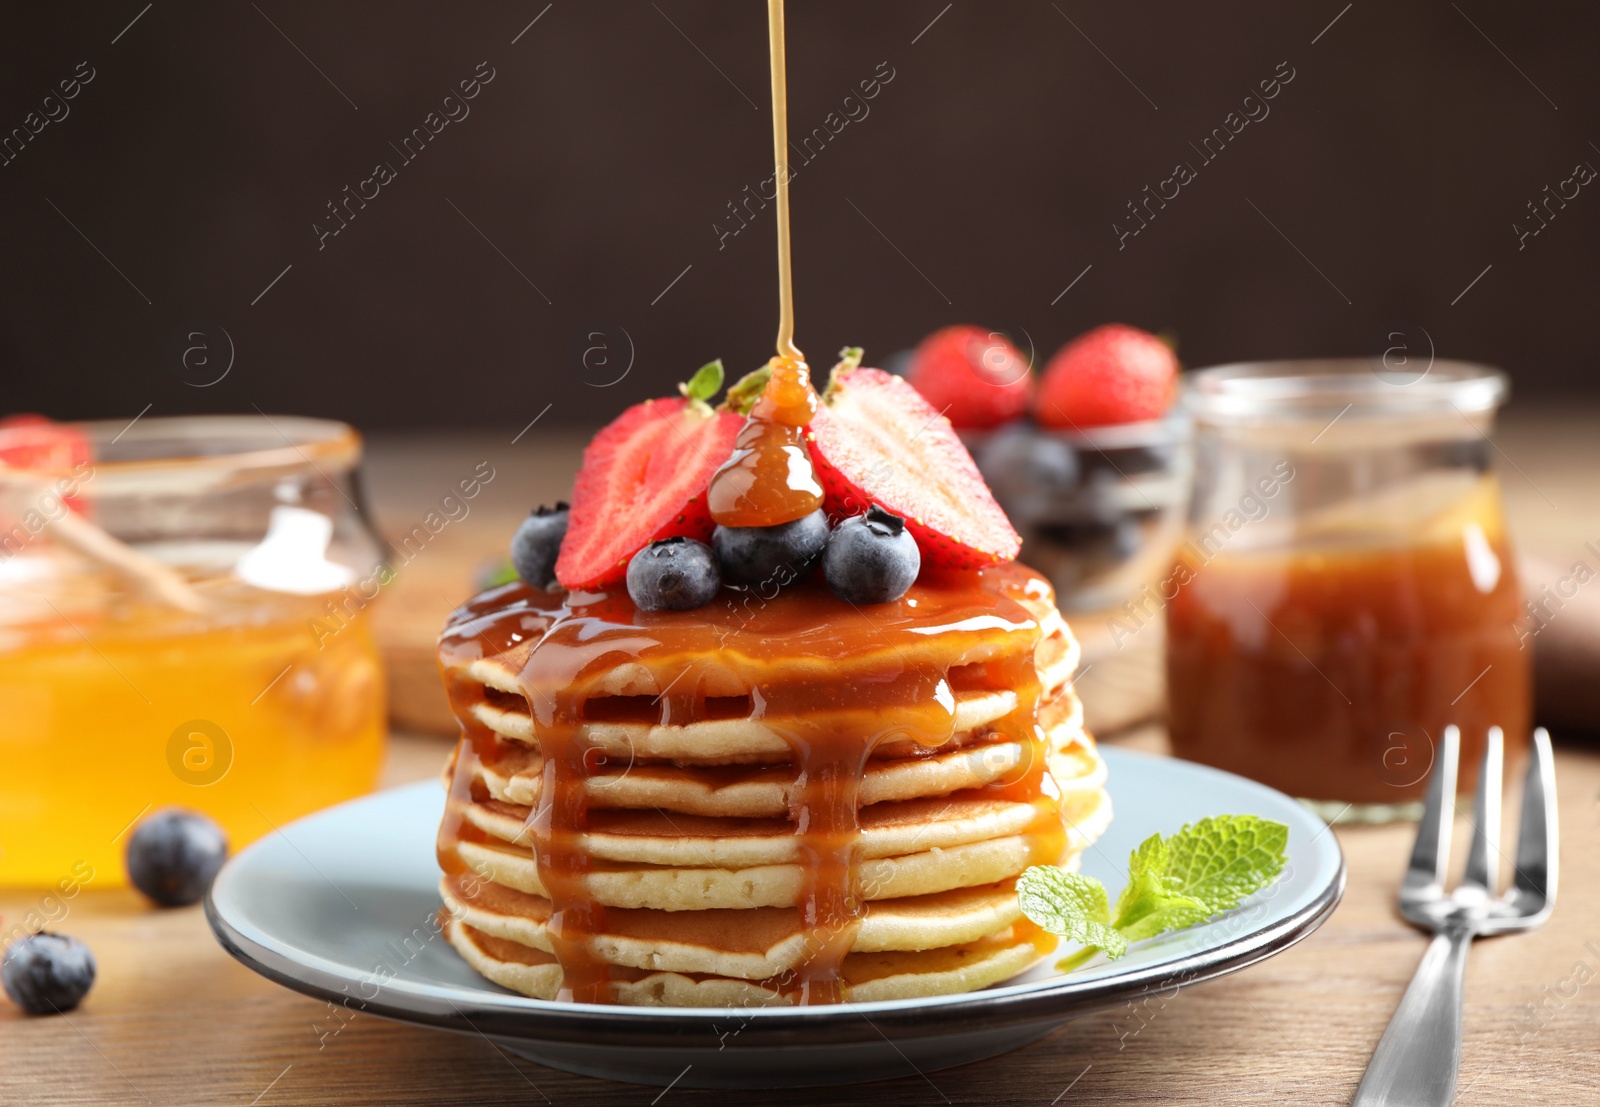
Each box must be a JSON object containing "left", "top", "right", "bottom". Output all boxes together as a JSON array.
[
  {"left": 1017, "top": 814, "right": 1290, "bottom": 975},
  {"left": 1015, "top": 867, "right": 1129, "bottom": 961},
  {"left": 679, "top": 359, "right": 725, "bottom": 404},
  {"left": 476, "top": 559, "right": 519, "bottom": 589},
  {"left": 1110, "top": 832, "right": 1213, "bottom": 942},
  {"left": 1052, "top": 946, "right": 1102, "bottom": 973},
  {"left": 1163, "top": 815, "right": 1288, "bottom": 914}
]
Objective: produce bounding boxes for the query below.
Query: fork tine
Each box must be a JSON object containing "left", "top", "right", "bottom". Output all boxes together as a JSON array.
[
  {"left": 1403, "top": 724, "right": 1459, "bottom": 892},
  {"left": 1460, "top": 726, "right": 1504, "bottom": 892},
  {"left": 1511, "top": 727, "right": 1559, "bottom": 907}
]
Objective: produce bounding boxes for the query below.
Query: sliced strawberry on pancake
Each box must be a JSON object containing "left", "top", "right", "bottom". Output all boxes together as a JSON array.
[
  {"left": 806, "top": 356, "right": 1020, "bottom": 571},
  {"left": 554, "top": 365, "right": 742, "bottom": 590}
]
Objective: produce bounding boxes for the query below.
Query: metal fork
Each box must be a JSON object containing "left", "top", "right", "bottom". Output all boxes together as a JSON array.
[{"left": 1352, "top": 725, "right": 1558, "bottom": 1106}]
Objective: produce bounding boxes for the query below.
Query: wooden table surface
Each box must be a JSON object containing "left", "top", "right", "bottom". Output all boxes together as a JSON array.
[{"left": 5, "top": 410, "right": 1600, "bottom": 1105}]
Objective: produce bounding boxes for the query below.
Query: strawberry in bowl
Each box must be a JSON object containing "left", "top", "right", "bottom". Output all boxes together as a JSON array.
[{"left": 901, "top": 323, "right": 1193, "bottom": 612}]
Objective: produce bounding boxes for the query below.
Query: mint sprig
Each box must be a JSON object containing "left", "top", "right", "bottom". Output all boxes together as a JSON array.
[{"left": 1017, "top": 815, "right": 1289, "bottom": 971}]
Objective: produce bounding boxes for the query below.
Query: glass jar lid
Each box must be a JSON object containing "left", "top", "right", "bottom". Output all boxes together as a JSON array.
[{"left": 1187, "top": 359, "right": 1507, "bottom": 426}]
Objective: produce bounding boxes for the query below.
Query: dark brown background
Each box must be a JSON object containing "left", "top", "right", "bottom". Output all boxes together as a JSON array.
[{"left": 2, "top": 1, "right": 1596, "bottom": 428}]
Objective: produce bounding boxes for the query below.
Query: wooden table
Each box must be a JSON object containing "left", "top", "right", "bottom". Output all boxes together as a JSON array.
[{"left": 5, "top": 411, "right": 1600, "bottom": 1105}]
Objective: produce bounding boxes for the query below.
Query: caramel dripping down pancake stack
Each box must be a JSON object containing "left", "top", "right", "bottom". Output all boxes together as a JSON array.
[{"left": 435, "top": 563, "right": 1111, "bottom": 1006}]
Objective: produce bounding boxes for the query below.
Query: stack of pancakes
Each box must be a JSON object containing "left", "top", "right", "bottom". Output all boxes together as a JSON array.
[{"left": 436, "top": 565, "right": 1111, "bottom": 1006}]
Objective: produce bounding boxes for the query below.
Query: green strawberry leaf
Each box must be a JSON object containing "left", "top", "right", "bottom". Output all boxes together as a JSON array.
[
  {"left": 722, "top": 364, "right": 771, "bottom": 415},
  {"left": 821, "top": 347, "right": 864, "bottom": 397},
  {"left": 679, "top": 360, "right": 725, "bottom": 405}
]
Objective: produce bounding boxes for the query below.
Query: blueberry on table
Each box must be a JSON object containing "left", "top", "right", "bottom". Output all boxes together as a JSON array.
[
  {"left": 823, "top": 506, "right": 921, "bottom": 605},
  {"left": 976, "top": 423, "right": 1080, "bottom": 518},
  {"left": 2, "top": 932, "right": 96, "bottom": 1015},
  {"left": 713, "top": 509, "right": 830, "bottom": 587},
  {"left": 627, "top": 537, "right": 721, "bottom": 611},
  {"left": 509, "top": 503, "right": 569, "bottom": 589},
  {"left": 125, "top": 807, "right": 229, "bottom": 907}
]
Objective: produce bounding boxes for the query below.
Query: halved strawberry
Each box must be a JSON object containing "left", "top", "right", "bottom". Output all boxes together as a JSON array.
[
  {"left": 807, "top": 362, "right": 1020, "bottom": 570},
  {"left": 555, "top": 379, "right": 742, "bottom": 591}
]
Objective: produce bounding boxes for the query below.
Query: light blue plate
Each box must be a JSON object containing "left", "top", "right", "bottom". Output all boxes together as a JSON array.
[{"left": 206, "top": 746, "right": 1343, "bottom": 1088}]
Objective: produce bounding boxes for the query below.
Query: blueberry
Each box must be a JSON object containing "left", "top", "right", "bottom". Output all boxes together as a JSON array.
[
  {"left": 1111, "top": 516, "right": 1144, "bottom": 561},
  {"left": 1036, "top": 517, "right": 1144, "bottom": 567},
  {"left": 879, "top": 347, "right": 916, "bottom": 378},
  {"left": 2, "top": 932, "right": 95, "bottom": 1015},
  {"left": 823, "top": 506, "right": 921, "bottom": 605},
  {"left": 976, "top": 424, "right": 1080, "bottom": 522},
  {"left": 509, "top": 503, "right": 569, "bottom": 589},
  {"left": 712, "top": 509, "right": 830, "bottom": 587},
  {"left": 626, "top": 537, "right": 721, "bottom": 611},
  {"left": 125, "top": 807, "right": 229, "bottom": 908},
  {"left": 1078, "top": 468, "right": 1129, "bottom": 526},
  {"left": 1107, "top": 444, "right": 1174, "bottom": 476}
]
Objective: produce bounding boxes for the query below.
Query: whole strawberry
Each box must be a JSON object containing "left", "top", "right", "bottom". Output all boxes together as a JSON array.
[
  {"left": 1037, "top": 324, "right": 1178, "bottom": 428},
  {"left": 905, "top": 325, "right": 1032, "bottom": 429}
]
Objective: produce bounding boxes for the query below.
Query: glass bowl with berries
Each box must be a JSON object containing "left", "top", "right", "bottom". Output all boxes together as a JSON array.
[{"left": 905, "top": 323, "right": 1193, "bottom": 612}]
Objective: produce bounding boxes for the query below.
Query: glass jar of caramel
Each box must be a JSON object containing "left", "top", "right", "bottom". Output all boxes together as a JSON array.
[
  {"left": 1165, "top": 360, "right": 1529, "bottom": 821},
  {"left": 0, "top": 416, "right": 388, "bottom": 887}
]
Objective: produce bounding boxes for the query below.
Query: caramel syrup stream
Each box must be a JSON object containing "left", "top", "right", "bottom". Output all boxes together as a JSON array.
[
  {"left": 706, "top": 0, "right": 823, "bottom": 529},
  {"left": 768, "top": 0, "right": 800, "bottom": 364}
]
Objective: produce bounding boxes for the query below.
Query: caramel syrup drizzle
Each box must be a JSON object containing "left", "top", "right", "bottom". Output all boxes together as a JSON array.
[
  {"left": 436, "top": 570, "right": 1070, "bottom": 1004},
  {"left": 706, "top": 0, "right": 822, "bottom": 531},
  {"left": 768, "top": 0, "right": 799, "bottom": 364}
]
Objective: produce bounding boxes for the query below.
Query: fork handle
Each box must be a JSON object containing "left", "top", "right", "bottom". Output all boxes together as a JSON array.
[{"left": 1351, "top": 926, "right": 1472, "bottom": 1107}]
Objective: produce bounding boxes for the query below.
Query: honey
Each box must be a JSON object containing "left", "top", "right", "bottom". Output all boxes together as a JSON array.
[
  {"left": 0, "top": 592, "right": 385, "bottom": 886},
  {"left": 1166, "top": 475, "right": 1530, "bottom": 803}
]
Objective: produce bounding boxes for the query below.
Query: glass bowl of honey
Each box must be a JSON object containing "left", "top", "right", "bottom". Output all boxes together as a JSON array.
[
  {"left": 1164, "top": 360, "right": 1528, "bottom": 822},
  {"left": 0, "top": 415, "right": 388, "bottom": 887}
]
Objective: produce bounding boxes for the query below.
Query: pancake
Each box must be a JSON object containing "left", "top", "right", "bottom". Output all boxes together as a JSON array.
[
  {"left": 440, "top": 876, "right": 1042, "bottom": 975},
  {"left": 463, "top": 689, "right": 1088, "bottom": 817},
  {"left": 445, "top": 916, "right": 1050, "bottom": 1006},
  {"left": 451, "top": 610, "right": 1080, "bottom": 767},
  {"left": 434, "top": 563, "right": 1110, "bottom": 1005}
]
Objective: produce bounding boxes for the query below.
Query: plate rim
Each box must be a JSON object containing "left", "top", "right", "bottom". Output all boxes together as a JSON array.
[{"left": 205, "top": 747, "right": 1346, "bottom": 1049}]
